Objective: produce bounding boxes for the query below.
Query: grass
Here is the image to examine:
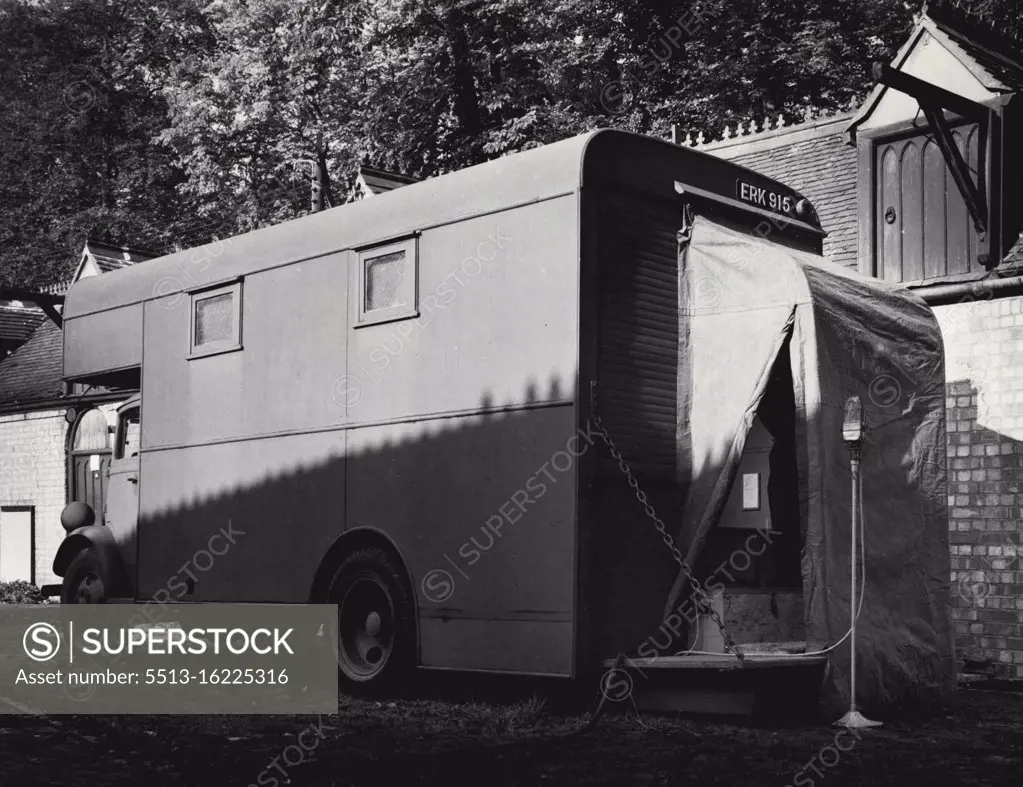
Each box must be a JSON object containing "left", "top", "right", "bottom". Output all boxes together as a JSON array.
[
  {"left": 1, "top": 683, "right": 1022, "bottom": 785},
  {"left": 457, "top": 694, "right": 548, "bottom": 738}
]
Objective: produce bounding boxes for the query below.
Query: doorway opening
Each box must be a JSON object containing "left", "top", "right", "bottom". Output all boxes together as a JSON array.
[{"left": 693, "top": 336, "right": 804, "bottom": 645}]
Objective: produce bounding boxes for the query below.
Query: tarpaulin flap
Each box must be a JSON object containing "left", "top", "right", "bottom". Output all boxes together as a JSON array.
[
  {"left": 670, "top": 214, "right": 954, "bottom": 714},
  {"left": 799, "top": 262, "right": 954, "bottom": 712},
  {"left": 673, "top": 217, "right": 806, "bottom": 591}
]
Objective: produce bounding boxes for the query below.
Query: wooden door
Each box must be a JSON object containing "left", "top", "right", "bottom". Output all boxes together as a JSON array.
[
  {"left": 68, "top": 407, "right": 113, "bottom": 525},
  {"left": 876, "top": 123, "right": 981, "bottom": 282},
  {"left": 71, "top": 453, "right": 111, "bottom": 523},
  {"left": 104, "top": 402, "right": 140, "bottom": 580}
]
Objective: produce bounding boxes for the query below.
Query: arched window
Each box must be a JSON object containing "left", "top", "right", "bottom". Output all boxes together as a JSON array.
[{"left": 71, "top": 408, "right": 112, "bottom": 453}]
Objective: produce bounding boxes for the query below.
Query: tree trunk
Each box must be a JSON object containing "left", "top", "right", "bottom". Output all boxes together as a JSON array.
[
  {"left": 443, "top": 7, "right": 482, "bottom": 136},
  {"left": 315, "top": 127, "right": 332, "bottom": 211}
]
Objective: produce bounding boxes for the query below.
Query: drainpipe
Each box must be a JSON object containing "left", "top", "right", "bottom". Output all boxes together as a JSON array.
[{"left": 912, "top": 274, "right": 1023, "bottom": 306}]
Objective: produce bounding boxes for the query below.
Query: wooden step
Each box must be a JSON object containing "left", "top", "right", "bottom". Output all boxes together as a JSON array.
[{"left": 602, "top": 644, "right": 828, "bottom": 721}]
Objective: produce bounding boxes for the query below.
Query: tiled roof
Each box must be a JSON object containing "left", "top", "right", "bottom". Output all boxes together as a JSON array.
[
  {"left": 945, "top": 33, "right": 1023, "bottom": 91},
  {"left": 356, "top": 166, "right": 420, "bottom": 196},
  {"left": 93, "top": 254, "right": 133, "bottom": 274},
  {"left": 29, "top": 243, "right": 157, "bottom": 296},
  {"left": 0, "top": 303, "right": 45, "bottom": 342},
  {"left": 0, "top": 240, "right": 154, "bottom": 410},
  {"left": 80, "top": 241, "right": 157, "bottom": 277},
  {"left": 1004, "top": 235, "right": 1023, "bottom": 267},
  {"left": 0, "top": 320, "right": 63, "bottom": 408},
  {"left": 927, "top": 4, "right": 1023, "bottom": 90},
  {"left": 699, "top": 114, "right": 860, "bottom": 269}
]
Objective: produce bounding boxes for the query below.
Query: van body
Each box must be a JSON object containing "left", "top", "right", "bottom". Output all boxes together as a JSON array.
[{"left": 55, "top": 129, "right": 825, "bottom": 681}]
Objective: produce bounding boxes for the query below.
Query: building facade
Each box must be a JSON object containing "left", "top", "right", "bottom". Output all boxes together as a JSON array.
[
  {"left": 696, "top": 7, "right": 1023, "bottom": 678},
  {"left": 2, "top": 11, "right": 1020, "bottom": 681},
  {"left": 0, "top": 242, "right": 151, "bottom": 585}
]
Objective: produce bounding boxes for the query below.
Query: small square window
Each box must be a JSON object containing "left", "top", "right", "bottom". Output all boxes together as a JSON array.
[
  {"left": 366, "top": 251, "right": 407, "bottom": 311},
  {"left": 195, "top": 293, "right": 233, "bottom": 344},
  {"left": 357, "top": 237, "right": 418, "bottom": 325},
  {"left": 189, "top": 281, "right": 242, "bottom": 358}
]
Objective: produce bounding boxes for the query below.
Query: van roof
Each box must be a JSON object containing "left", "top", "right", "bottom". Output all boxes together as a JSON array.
[{"left": 63, "top": 129, "right": 821, "bottom": 320}]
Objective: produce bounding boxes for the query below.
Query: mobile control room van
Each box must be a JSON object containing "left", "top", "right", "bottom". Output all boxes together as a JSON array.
[{"left": 51, "top": 129, "right": 953, "bottom": 712}]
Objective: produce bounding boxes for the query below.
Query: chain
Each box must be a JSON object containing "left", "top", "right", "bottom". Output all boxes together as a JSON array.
[{"left": 588, "top": 381, "right": 743, "bottom": 661}]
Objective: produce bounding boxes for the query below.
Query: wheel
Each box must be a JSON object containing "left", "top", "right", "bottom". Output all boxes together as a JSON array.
[
  {"left": 60, "top": 547, "right": 109, "bottom": 604},
  {"left": 328, "top": 547, "right": 415, "bottom": 685}
]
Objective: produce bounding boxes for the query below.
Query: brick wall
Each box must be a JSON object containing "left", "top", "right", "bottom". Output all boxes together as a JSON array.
[
  {"left": 933, "top": 294, "right": 1023, "bottom": 678},
  {"left": 707, "top": 115, "right": 860, "bottom": 270},
  {"left": 0, "top": 403, "right": 121, "bottom": 589},
  {"left": 0, "top": 409, "right": 68, "bottom": 586}
]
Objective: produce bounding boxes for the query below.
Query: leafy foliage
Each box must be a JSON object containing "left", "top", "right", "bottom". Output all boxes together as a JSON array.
[
  {"left": 0, "top": 0, "right": 215, "bottom": 286},
  {"left": 0, "top": 580, "right": 49, "bottom": 604},
  {"left": 1, "top": 0, "right": 1017, "bottom": 288}
]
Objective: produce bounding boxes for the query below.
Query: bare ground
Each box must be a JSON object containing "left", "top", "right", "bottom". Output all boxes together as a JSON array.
[{"left": 1, "top": 686, "right": 1021, "bottom": 787}]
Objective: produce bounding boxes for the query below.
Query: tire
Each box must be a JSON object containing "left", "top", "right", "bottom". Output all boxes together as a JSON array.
[
  {"left": 328, "top": 547, "right": 415, "bottom": 685},
  {"left": 60, "top": 547, "right": 110, "bottom": 604}
]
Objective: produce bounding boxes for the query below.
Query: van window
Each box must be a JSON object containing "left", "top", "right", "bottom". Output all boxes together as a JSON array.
[
  {"left": 366, "top": 251, "right": 406, "bottom": 311},
  {"left": 195, "top": 293, "right": 233, "bottom": 344},
  {"left": 116, "top": 407, "right": 141, "bottom": 459},
  {"left": 357, "top": 237, "right": 418, "bottom": 325},
  {"left": 189, "top": 281, "right": 242, "bottom": 357}
]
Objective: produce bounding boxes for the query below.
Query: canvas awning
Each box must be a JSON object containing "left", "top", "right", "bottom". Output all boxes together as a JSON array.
[{"left": 671, "top": 215, "right": 955, "bottom": 712}]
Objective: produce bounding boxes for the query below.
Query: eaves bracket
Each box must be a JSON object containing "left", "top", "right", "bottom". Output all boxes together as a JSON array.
[{"left": 874, "top": 62, "right": 995, "bottom": 241}]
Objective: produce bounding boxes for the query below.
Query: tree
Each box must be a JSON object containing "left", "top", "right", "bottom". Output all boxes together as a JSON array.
[
  {"left": 158, "top": 0, "right": 372, "bottom": 232},
  {"left": 945, "top": 0, "right": 1023, "bottom": 41},
  {"left": 8, "top": 0, "right": 1016, "bottom": 290},
  {"left": 0, "top": 0, "right": 215, "bottom": 288}
]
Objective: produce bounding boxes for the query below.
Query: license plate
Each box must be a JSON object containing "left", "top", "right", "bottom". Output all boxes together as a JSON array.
[{"left": 737, "top": 180, "right": 794, "bottom": 215}]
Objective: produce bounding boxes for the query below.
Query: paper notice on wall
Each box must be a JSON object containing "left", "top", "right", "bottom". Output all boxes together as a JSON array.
[
  {"left": 742, "top": 472, "right": 760, "bottom": 511},
  {"left": 89, "top": 454, "right": 100, "bottom": 472}
]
